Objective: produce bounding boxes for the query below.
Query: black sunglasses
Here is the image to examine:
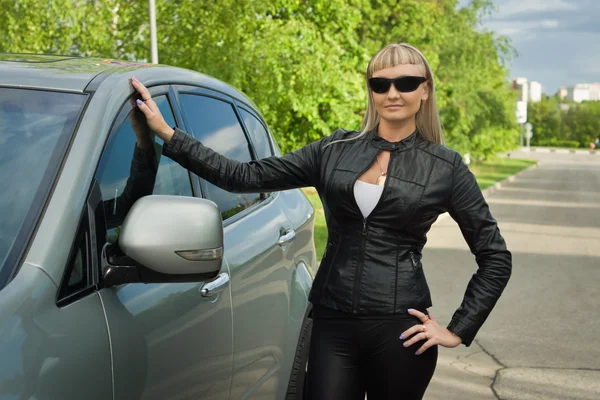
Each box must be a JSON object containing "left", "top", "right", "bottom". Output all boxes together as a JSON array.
[{"left": 368, "top": 76, "right": 428, "bottom": 94}]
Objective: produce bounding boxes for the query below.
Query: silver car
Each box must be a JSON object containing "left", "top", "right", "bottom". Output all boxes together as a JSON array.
[{"left": 0, "top": 54, "right": 316, "bottom": 400}]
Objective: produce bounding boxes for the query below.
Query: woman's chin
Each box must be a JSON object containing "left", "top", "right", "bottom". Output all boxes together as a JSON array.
[{"left": 380, "top": 113, "right": 416, "bottom": 125}]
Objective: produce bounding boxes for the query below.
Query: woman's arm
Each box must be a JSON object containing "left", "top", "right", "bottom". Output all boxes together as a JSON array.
[
  {"left": 131, "top": 77, "right": 328, "bottom": 193},
  {"left": 163, "top": 127, "right": 327, "bottom": 193},
  {"left": 446, "top": 153, "right": 512, "bottom": 347}
]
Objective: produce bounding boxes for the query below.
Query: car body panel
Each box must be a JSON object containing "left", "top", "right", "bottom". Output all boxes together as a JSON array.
[{"left": 0, "top": 263, "right": 112, "bottom": 399}]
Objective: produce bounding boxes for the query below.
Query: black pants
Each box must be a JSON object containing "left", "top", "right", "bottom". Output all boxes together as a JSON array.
[{"left": 305, "top": 312, "right": 438, "bottom": 400}]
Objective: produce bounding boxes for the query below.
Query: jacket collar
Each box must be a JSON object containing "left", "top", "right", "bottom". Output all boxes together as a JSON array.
[{"left": 367, "top": 126, "right": 425, "bottom": 151}]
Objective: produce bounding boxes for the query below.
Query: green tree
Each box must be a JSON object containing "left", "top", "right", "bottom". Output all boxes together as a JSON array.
[
  {"left": 0, "top": 0, "right": 141, "bottom": 57},
  {"left": 563, "top": 101, "right": 600, "bottom": 147},
  {"left": 431, "top": 0, "right": 519, "bottom": 159},
  {"left": 528, "top": 96, "right": 563, "bottom": 145},
  {"left": 1, "top": 0, "right": 520, "bottom": 158}
]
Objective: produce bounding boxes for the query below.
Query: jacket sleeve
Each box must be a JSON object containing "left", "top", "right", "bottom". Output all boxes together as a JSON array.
[
  {"left": 162, "top": 128, "right": 333, "bottom": 193},
  {"left": 446, "top": 153, "right": 512, "bottom": 347}
]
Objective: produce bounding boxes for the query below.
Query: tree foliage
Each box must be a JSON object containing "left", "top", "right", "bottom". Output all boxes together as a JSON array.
[
  {"left": 0, "top": 0, "right": 520, "bottom": 157},
  {"left": 529, "top": 96, "right": 600, "bottom": 148}
]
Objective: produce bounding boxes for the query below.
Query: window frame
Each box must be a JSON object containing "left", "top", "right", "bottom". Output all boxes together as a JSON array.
[
  {"left": 234, "top": 100, "right": 283, "bottom": 158},
  {"left": 171, "top": 86, "right": 278, "bottom": 226},
  {"left": 235, "top": 103, "right": 275, "bottom": 159},
  {"left": 56, "top": 181, "right": 102, "bottom": 307}
]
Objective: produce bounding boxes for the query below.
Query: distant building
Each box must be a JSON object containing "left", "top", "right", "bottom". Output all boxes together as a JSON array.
[
  {"left": 562, "top": 83, "right": 600, "bottom": 102},
  {"left": 558, "top": 87, "right": 568, "bottom": 100},
  {"left": 512, "top": 77, "right": 528, "bottom": 102},
  {"left": 512, "top": 78, "right": 542, "bottom": 103},
  {"left": 589, "top": 83, "right": 600, "bottom": 100},
  {"left": 529, "top": 81, "right": 542, "bottom": 102},
  {"left": 567, "top": 84, "right": 590, "bottom": 102}
]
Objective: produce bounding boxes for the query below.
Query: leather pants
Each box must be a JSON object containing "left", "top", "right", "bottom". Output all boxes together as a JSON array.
[{"left": 305, "top": 308, "right": 438, "bottom": 400}]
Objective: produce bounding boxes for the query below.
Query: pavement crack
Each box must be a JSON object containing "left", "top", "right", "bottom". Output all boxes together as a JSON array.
[
  {"left": 473, "top": 339, "right": 506, "bottom": 369},
  {"left": 474, "top": 339, "right": 506, "bottom": 400}
]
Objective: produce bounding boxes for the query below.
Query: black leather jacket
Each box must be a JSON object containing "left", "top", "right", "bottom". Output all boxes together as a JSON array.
[{"left": 163, "top": 127, "right": 512, "bottom": 346}]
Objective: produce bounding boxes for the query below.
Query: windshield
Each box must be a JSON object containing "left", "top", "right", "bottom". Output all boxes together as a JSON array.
[{"left": 0, "top": 88, "right": 86, "bottom": 285}]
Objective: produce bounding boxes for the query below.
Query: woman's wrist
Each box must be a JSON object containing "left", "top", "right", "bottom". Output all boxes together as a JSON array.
[
  {"left": 160, "top": 126, "right": 175, "bottom": 143},
  {"left": 447, "top": 328, "right": 463, "bottom": 343}
]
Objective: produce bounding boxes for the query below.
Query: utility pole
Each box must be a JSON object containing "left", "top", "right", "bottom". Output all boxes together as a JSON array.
[{"left": 149, "top": 0, "right": 158, "bottom": 64}]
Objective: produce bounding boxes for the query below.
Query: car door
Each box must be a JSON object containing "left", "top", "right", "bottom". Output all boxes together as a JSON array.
[
  {"left": 94, "top": 87, "right": 234, "bottom": 400},
  {"left": 174, "top": 87, "right": 297, "bottom": 399}
]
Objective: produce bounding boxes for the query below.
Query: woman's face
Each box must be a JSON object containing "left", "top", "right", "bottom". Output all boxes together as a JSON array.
[{"left": 370, "top": 63, "right": 429, "bottom": 126}]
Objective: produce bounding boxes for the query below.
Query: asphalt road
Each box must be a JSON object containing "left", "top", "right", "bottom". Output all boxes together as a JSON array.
[{"left": 421, "top": 151, "right": 600, "bottom": 400}]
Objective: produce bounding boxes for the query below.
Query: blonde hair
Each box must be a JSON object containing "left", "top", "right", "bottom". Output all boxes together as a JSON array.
[{"left": 328, "top": 43, "right": 444, "bottom": 146}]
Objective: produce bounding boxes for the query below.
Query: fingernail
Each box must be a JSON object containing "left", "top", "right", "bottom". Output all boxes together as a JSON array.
[
  {"left": 399, "top": 334, "right": 404, "bottom": 339},
  {"left": 415, "top": 351, "right": 419, "bottom": 355},
  {"left": 132, "top": 76, "right": 137, "bottom": 81},
  {"left": 136, "top": 99, "right": 142, "bottom": 106},
  {"left": 408, "top": 308, "right": 414, "bottom": 313},
  {"left": 403, "top": 342, "right": 408, "bottom": 347}
]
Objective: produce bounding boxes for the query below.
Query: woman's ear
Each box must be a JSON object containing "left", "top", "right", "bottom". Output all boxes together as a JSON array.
[{"left": 422, "top": 82, "right": 431, "bottom": 102}]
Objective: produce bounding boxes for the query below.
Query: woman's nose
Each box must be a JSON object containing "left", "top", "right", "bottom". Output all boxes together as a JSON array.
[{"left": 387, "top": 85, "right": 401, "bottom": 99}]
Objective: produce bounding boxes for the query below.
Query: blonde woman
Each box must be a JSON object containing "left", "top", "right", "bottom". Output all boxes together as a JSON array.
[{"left": 131, "top": 43, "right": 512, "bottom": 400}]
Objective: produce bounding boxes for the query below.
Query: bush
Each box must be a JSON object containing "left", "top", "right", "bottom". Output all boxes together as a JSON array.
[{"left": 535, "top": 139, "right": 580, "bottom": 148}]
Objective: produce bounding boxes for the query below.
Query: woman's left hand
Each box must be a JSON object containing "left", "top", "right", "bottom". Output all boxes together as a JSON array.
[{"left": 400, "top": 308, "right": 462, "bottom": 355}]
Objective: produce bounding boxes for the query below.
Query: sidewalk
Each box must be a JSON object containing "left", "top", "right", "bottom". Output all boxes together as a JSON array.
[
  {"left": 422, "top": 152, "right": 600, "bottom": 400},
  {"left": 518, "top": 146, "right": 599, "bottom": 155}
]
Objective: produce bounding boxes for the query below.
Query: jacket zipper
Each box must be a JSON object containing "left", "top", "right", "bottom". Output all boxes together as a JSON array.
[
  {"left": 322, "top": 242, "right": 332, "bottom": 259},
  {"left": 409, "top": 251, "right": 417, "bottom": 267},
  {"left": 352, "top": 150, "right": 394, "bottom": 313}
]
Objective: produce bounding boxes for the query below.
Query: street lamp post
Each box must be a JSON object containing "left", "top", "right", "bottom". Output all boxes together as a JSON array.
[{"left": 149, "top": 0, "right": 158, "bottom": 64}]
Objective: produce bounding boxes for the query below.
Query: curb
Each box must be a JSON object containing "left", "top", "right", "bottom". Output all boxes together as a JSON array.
[
  {"left": 479, "top": 160, "right": 541, "bottom": 198},
  {"left": 435, "top": 160, "right": 541, "bottom": 224},
  {"left": 520, "top": 147, "right": 599, "bottom": 155}
]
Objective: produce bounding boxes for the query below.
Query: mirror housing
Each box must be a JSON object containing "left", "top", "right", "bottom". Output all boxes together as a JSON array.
[{"left": 102, "top": 195, "right": 224, "bottom": 287}]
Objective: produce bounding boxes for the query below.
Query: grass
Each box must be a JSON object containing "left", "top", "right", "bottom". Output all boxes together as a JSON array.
[
  {"left": 302, "top": 157, "right": 536, "bottom": 260},
  {"left": 469, "top": 157, "right": 537, "bottom": 190}
]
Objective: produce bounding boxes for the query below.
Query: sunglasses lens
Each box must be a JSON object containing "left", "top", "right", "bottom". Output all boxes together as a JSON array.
[
  {"left": 394, "top": 77, "right": 426, "bottom": 93},
  {"left": 370, "top": 76, "right": 426, "bottom": 93},
  {"left": 369, "top": 78, "right": 391, "bottom": 94}
]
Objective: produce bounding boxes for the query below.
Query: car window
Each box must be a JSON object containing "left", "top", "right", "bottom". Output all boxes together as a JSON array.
[
  {"left": 96, "top": 95, "right": 192, "bottom": 244},
  {"left": 0, "top": 88, "right": 86, "bottom": 288},
  {"left": 58, "top": 213, "right": 91, "bottom": 303},
  {"left": 238, "top": 108, "right": 273, "bottom": 159},
  {"left": 179, "top": 94, "right": 261, "bottom": 221}
]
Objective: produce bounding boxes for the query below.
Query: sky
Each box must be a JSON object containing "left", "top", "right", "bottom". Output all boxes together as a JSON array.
[{"left": 461, "top": 0, "right": 600, "bottom": 94}]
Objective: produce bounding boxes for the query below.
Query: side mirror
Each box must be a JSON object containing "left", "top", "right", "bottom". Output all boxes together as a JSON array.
[{"left": 102, "top": 195, "right": 223, "bottom": 287}]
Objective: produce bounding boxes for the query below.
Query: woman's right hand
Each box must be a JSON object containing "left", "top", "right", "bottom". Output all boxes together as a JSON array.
[{"left": 130, "top": 77, "right": 175, "bottom": 143}]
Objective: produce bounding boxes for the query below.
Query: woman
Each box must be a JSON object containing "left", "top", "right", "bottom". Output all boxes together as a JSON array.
[{"left": 130, "top": 43, "right": 512, "bottom": 400}]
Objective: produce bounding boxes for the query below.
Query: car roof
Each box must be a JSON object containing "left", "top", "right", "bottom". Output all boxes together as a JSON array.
[
  {"left": 0, "top": 53, "right": 120, "bottom": 92},
  {"left": 0, "top": 53, "right": 257, "bottom": 110}
]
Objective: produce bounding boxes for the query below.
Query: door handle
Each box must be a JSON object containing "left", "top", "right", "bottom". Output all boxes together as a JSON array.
[
  {"left": 199, "top": 272, "right": 230, "bottom": 297},
  {"left": 278, "top": 229, "right": 296, "bottom": 249}
]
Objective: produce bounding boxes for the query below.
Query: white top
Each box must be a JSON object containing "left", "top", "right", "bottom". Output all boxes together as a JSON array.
[{"left": 353, "top": 180, "right": 384, "bottom": 218}]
